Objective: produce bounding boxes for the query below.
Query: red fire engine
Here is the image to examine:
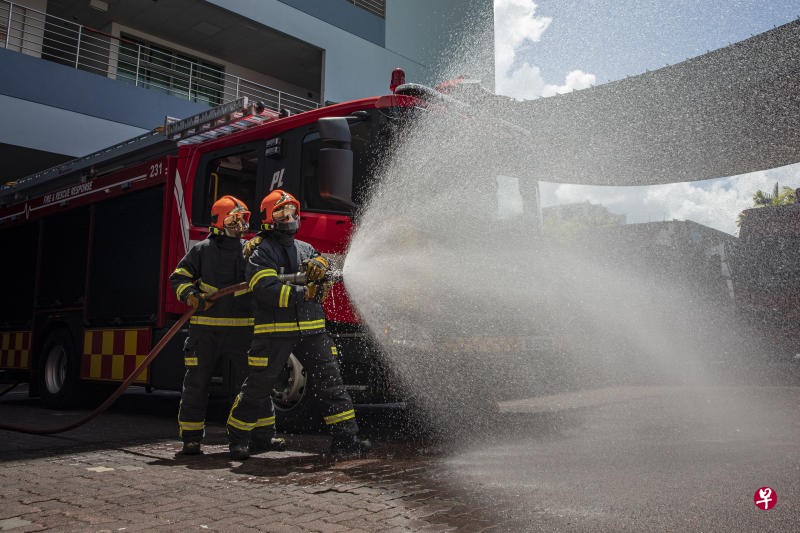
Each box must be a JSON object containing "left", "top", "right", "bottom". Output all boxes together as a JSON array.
[{"left": 0, "top": 75, "right": 430, "bottom": 429}]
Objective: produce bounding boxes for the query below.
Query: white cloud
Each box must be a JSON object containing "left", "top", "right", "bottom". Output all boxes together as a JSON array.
[
  {"left": 494, "top": 0, "right": 550, "bottom": 98},
  {"left": 539, "top": 163, "right": 800, "bottom": 236},
  {"left": 542, "top": 69, "right": 596, "bottom": 97},
  {"left": 494, "top": 1, "right": 596, "bottom": 99}
]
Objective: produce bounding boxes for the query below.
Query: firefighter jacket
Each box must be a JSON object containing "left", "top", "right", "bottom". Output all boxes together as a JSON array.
[
  {"left": 169, "top": 234, "right": 253, "bottom": 329},
  {"left": 247, "top": 231, "right": 326, "bottom": 337}
]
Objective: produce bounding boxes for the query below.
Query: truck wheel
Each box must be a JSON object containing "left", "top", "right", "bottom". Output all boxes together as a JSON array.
[
  {"left": 273, "top": 354, "right": 323, "bottom": 432},
  {"left": 38, "top": 329, "right": 81, "bottom": 408}
]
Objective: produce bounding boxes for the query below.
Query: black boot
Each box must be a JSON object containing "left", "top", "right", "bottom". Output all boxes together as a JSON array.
[
  {"left": 250, "top": 436, "right": 287, "bottom": 454},
  {"left": 228, "top": 442, "right": 250, "bottom": 460},
  {"left": 181, "top": 441, "right": 202, "bottom": 455},
  {"left": 330, "top": 434, "right": 372, "bottom": 458}
]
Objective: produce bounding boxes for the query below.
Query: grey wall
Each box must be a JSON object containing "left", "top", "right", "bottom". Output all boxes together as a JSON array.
[
  {"left": 386, "top": 0, "right": 494, "bottom": 90},
  {"left": 277, "top": 0, "right": 384, "bottom": 46}
]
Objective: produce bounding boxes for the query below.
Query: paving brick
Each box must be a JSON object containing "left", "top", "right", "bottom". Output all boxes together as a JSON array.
[
  {"left": 0, "top": 430, "right": 514, "bottom": 533},
  {"left": 0, "top": 504, "right": 42, "bottom": 520},
  {"left": 298, "top": 520, "right": 350, "bottom": 532}
]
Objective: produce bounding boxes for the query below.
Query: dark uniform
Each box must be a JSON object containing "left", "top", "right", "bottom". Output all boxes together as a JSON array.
[
  {"left": 226, "top": 231, "right": 359, "bottom": 449},
  {"left": 169, "top": 234, "right": 253, "bottom": 445}
]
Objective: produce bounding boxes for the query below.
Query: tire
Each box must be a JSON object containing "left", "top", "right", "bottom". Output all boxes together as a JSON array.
[
  {"left": 272, "top": 353, "right": 324, "bottom": 432},
  {"left": 38, "top": 329, "right": 81, "bottom": 408}
]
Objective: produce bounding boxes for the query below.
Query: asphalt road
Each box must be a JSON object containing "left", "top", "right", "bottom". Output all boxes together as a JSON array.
[{"left": 1, "top": 382, "right": 798, "bottom": 531}]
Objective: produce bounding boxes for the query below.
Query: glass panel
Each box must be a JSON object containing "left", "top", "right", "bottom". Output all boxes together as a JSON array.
[{"left": 115, "top": 33, "right": 223, "bottom": 106}]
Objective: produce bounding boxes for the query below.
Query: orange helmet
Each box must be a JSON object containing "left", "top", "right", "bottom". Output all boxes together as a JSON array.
[
  {"left": 210, "top": 195, "right": 250, "bottom": 235},
  {"left": 260, "top": 189, "right": 301, "bottom": 234}
]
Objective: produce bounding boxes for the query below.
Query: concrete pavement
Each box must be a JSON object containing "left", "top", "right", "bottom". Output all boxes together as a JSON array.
[{"left": 1, "top": 383, "right": 799, "bottom": 531}]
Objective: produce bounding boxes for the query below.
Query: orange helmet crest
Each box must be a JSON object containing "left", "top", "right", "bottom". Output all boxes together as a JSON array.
[
  {"left": 260, "top": 189, "right": 301, "bottom": 228},
  {"left": 210, "top": 195, "right": 250, "bottom": 232}
]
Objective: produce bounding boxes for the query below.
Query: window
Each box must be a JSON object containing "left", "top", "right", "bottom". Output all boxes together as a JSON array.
[
  {"left": 193, "top": 146, "right": 262, "bottom": 229},
  {"left": 117, "top": 34, "right": 224, "bottom": 106}
]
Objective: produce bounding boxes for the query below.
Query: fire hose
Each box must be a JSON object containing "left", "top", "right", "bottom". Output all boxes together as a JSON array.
[{"left": 0, "top": 270, "right": 342, "bottom": 435}]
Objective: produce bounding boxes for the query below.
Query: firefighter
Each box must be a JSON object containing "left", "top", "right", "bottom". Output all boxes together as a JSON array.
[
  {"left": 226, "top": 189, "right": 371, "bottom": 460},
  {"left": 169, "top": 195, "right": 285, "bottom": 456}
]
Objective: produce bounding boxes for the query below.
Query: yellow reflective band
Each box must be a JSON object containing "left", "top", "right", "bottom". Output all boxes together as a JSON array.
[
  {"left": 324, "top": 409, "right": 355, "bottom": 425},
  {"left": 184, "top": 356, "right": 198, "bottom": 366},
  {"left": 173, "top": 267, "right": 193, "bottom": 278},
  {"left": 254, "top": 416, "right": 276, "bottom": 428},
  {"left": 227, "top": 394, "right": 241, "bottom": 428},
  {"left": 278, "top": 285, "right": 291, "bottom": 308},
  {"left": 178, "top": 420, "right": 205, "bottom": 431},
  {"left": 331, "top": 346, "right": 339, "bottom": 356},
  {"left": 189, "top": 316, "right": 254, "bottom": 327},
  {"left": 227, "top": 416, "right": 256, "bottom": 431},
  {"left": 234, "top": 287, "right": 252, "bottom": 297},
  {"left": 254, "top": 319, "right": 325, "bottom": 335},
  {"left": 249, "top": 268, "right": 277, "bottom": 290},
  {"left": 248, "top": 356, "right": 269, "bottom": 367},
  {"left": 198, "top": 281, "right": 218, "bottom": 294},
  {"left": 175, "top": 283, "right": 194, "bottom": 299}
]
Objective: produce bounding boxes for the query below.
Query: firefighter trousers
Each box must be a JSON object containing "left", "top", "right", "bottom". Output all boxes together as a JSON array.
[
  {"left": 227, "top": 333, "right": 358, "bottom": 445},
  {"left": 178, "top": 327, "right": 250, "bottom": 443}
]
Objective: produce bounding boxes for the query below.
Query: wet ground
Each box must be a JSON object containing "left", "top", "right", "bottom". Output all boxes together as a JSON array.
[{"left": 1, "top": 381, "right": 799, "bottom": 531}]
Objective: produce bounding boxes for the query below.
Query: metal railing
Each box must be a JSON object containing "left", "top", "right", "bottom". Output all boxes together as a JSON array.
[
  {"left": 0, "top": 0, "right": 319, "bottom": 115},
  {"left": 348, "top": 0, "right": 385, "bottom": 19}
]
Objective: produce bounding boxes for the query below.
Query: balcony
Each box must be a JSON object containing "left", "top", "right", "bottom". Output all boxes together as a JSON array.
[
  {"left": 348, "top": 0, "right": 386, "bottom": 19},
  {"left": 0, "top": 0, "right": 320, "bottom": 114}
]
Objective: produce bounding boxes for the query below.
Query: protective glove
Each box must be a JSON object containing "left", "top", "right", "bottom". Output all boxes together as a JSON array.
[
  {"left": 304, "top": 255, "right": 329, "bottom": 282},
  {"left": 304, "top": 282, "right": 331, "bottom": 303},
  {"left": 318, "top": 281, "right": 332, "bottom": 303},
  {"left": 186, "top": 292, "right": 212, "bottom": 311},
  {"left": 243, "top": 235, "right": 262, "bottom": 258}
]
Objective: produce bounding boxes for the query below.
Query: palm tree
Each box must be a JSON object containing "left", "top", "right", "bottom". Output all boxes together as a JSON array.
[{"left": 737, "top": 182, "right": 796, "bottom": 226}]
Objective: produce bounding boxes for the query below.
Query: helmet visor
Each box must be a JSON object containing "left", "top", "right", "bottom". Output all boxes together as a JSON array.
[
  {"left": 223, "top": 207, "right": 250, "bottom": 232},
  {"left": 272, "top": 204, "right": 298, "bottom": 222}
]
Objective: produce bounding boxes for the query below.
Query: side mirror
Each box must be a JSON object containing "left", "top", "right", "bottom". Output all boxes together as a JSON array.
[{"left": 317, "top": 117, "right": 354, "bottom": 208}]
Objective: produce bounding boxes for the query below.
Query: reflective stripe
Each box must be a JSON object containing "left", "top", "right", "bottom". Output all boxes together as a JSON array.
[
  {"left": 173, "top": 267, "right": 193, "bottom": 278},
  {"left": 175, "top": 283, "right": 194, "bottom": 299},
  {"left": 254, "top": 416, "right": 276, "bottom": 428},
  {"left": 254, "top": 319, "right": 325, "bottom": 335},
  {"left": 249, "top": 268, "right": 277, "bottom": 290},
  {"left": 184, "top": 356, "right": 198, "bottom": 366},
  {"left": 189, "top": 316, "right": 254, "bottom": 327},
  {"left": 324, "top": 409, "right": 355, "bottom": 425},
  {"left": 226, "top": 394, "right": 242, "bottom": 430},
  {"left": 178, "top": 420, "right": 205, "bottom": 431},
  {"left": 227, "top": 416, "right": 256, "bottom": 431},
  {"left": 331, "top": 346, "right": 339, "bottom": 356},
  {"left": 278, "top": 285, "right": 291, "bottom": 308},
  {"left": 234, "top": 287, "right": 252, "bottom": 297},
  {"left": 199, "top": 281, "right": 218, "bottom": 295},
  {"left": 248, "top": 356, "right": 269, "bottom": 367}
]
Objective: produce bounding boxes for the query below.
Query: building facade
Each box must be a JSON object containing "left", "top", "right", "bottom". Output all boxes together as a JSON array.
[{"left": 0, "top": 0, "right": 493, "bottom": 181}]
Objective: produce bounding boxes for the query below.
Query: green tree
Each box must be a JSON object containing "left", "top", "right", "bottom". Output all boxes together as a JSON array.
[
  {"left": 542, "top": 202, "right": 625, "bottom": 240},
  {"left": 737, "top": 182, "right": 796, "bottom": 226}
]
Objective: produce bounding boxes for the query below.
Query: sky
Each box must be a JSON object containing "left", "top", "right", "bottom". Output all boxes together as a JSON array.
[{"left": 493, "top": 0, "right": 800, "bottom": 235}]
